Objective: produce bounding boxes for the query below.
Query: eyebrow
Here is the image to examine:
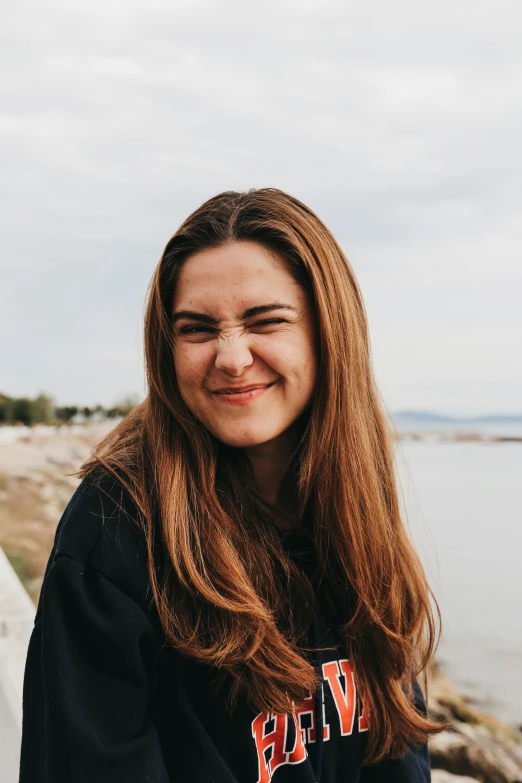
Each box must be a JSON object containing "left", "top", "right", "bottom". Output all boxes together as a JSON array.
[{"left": 171, "top": 302, "right": 298, "bottom": 325}]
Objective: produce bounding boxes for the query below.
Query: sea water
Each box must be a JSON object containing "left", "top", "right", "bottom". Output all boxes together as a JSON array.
[{"left": 395, "top": 439, "right": 522, "bottom": 725}]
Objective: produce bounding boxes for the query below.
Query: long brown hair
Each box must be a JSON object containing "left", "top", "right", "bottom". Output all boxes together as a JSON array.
[{"left": 79, "top": 188, "right": 445, "bottom": 763}]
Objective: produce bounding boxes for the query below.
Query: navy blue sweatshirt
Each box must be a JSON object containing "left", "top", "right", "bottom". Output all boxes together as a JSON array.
[{"left": 19, "top": 475, "right": 431, "bottom": 782}]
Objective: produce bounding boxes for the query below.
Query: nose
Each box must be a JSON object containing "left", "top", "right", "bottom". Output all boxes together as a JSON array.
[{"left": 214, "top": 333, "right": 254, "bottom": 376}]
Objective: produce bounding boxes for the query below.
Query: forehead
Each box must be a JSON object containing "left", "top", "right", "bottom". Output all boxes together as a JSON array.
[{"left": 172, "top": 241, "right": 303, "bottom": 312}]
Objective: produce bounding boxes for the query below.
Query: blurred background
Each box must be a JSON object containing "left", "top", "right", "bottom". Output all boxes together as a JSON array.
[{"left": 1, "top": 0, "right": 521, "bottom": 778}]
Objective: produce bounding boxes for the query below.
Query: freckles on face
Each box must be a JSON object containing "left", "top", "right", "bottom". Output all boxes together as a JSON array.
[{"left": 171, "top": 240, "right": 318, "bottom": 449}]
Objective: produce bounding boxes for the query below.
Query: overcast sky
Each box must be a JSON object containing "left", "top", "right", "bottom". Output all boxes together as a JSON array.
[{"left": 1, "top": 0, "right": 521, "bottom": 415}]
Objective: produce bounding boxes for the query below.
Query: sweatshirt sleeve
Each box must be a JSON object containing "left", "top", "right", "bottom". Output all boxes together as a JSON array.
[
  {"left": 19, "top": 553, "right": 171, "bottom": 783},
  {"left": 359, "top": 679, "right": 431, "bottom": 783}
]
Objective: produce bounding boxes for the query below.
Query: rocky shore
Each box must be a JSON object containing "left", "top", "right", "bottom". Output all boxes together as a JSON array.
[
  {"left": 0, "top": 423, "right": 521, "bottom": 781},
  {"left": 428, "top": 663, "right": 522, "bottom": 782}
]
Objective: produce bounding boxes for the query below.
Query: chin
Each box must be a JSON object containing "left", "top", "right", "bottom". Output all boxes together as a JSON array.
[
  {"left": 212, "top": 425, "right": 281, "bottom": 450},
  {"left": 215, "top": 433, "right": 270, "bottom": 449}
]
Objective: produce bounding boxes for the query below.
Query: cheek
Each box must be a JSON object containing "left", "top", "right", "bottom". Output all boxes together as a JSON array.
[
  {"left": 301, "top": 326, "right": 319, "bottom": 383},
  {"left": 260, "top": 335, "right": 317, "bottom": 388},
  {"left": 298, "top": 356, "right": 318, "bottom": 400},
  {"left": 173, "top": 344, "right": 212, "bottom": 388},
  {"left": 293, "top": 336, "right": 318, "bottom": 396}
]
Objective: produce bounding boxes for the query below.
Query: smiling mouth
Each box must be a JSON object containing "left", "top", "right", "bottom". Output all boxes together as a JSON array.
[
  {"left": 210, "top": 382, "right": 276, "bottom": 404},
  {"left": 213, "top": 383, "right": 273, "bottom": 394}
]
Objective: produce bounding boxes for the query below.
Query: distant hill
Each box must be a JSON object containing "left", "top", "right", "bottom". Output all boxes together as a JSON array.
[{"left": 392, "top": 410, "right": 522, "bottom": 424}]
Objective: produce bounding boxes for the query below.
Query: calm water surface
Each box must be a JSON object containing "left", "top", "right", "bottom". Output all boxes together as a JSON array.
[{"left": 395, "top": 440, "right": 522, "bottom": 725}]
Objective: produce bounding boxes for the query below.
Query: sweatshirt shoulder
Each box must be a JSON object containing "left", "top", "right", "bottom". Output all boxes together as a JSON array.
[{"left": 49, "top": 473, "right": 153, "bottom": 612}]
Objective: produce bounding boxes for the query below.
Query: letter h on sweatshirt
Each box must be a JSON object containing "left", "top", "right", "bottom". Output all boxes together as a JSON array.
[{"left": 251, "top": 659, "right": 368, "bottom": 783}]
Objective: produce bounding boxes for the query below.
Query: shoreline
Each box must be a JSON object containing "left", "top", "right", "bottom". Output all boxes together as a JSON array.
[
  {"left": 398, "top": 430, "right": 522, "bottom": 445},
  {"left": 2, "top": 421, "right": 522, "bottom": 446}
]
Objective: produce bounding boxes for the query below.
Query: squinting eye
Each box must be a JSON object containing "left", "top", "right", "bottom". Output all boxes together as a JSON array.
[
  {"left": 252, "top": 319, "right": 287, "bottom": 327},
  {"left": 178, "top": 319, "right": 287, "bottom": 334},
  {"left": 178, "top": 325, "right": 215, "bottom": 334}
]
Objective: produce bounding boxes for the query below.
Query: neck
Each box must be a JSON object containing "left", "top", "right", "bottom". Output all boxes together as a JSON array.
[{"left": 243, "top": 424, "right": 300, "bottom": 510}]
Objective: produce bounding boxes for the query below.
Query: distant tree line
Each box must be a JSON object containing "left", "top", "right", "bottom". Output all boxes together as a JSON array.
[{"left": 0, "top": 392, "right": 139, "bottom": 426}]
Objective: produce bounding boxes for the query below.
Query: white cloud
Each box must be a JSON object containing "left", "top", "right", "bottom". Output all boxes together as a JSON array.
[{"left": 1, "top": 0, "right": 521, "bottom": 411}]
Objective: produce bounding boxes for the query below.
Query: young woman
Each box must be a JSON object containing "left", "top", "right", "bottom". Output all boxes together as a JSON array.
[{"left": 19, "top": 188, "right": 445, "bottom": 782}]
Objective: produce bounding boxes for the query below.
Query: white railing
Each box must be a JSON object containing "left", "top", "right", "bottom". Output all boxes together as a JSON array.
[{"left": 0, "top": 546, "right": 36, "bottom": 782}]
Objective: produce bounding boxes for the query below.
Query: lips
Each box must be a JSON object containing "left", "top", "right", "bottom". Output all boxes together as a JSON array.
[
  {"left": 212, "top": 383, "right": 274, "bottom": 394},
  {"left": 209, "top": 381, "right": 276, "bottom": 405}
]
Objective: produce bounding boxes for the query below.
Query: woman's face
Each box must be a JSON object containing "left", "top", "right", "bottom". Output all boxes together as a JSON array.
[{"left": 171, "top": 240, "right": 318, "bottom": 450}]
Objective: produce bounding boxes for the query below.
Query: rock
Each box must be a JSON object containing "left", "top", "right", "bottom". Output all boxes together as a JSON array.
[
  {"left": 431, "top": 771, "right": 480, "bottom": 783},
  {"left": 430, "top": 731, "right": 469, "bottom": 765},
  {"left": 428, "top": 664, "right": 521, "bottom": 745},
  {"left": 429, "top": 725, "right": 522, "bottom": 783}
]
